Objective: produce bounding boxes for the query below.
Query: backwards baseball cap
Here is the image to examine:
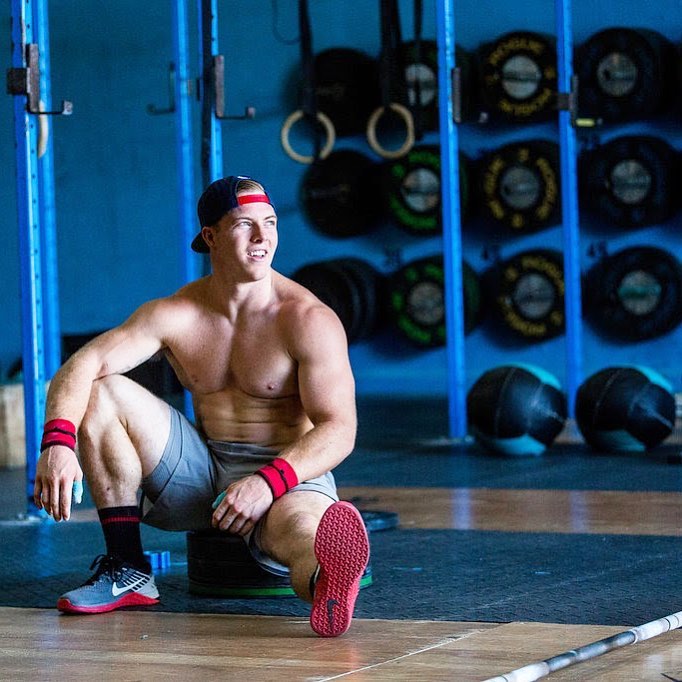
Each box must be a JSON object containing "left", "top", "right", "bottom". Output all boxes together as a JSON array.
[{"left": 191, "top": 175, "right": 274, "bottom": 252}]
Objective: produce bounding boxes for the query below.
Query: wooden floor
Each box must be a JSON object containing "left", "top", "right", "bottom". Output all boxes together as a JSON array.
[
  {"left": 3, "top": 607, "right": 682, "bottom": 681},
  {"left": 4, "top": 485, "right": 682, "bottom": 681},
  {"left": 68, "top": 486, "right": 682, "bottom": 536},
  {"left": 341, "top": 486, "right": 682, "bottom": 536}
]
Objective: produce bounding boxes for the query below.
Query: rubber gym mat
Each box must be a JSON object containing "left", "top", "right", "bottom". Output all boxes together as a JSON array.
[
  {"left": 336, "top": 443, "right": 682, "bottom": 492},
  {"left": 1, "top": 521, "right": 680, "bottom": 627}
]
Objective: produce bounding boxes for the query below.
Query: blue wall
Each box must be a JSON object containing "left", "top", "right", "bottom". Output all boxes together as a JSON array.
[{"left": 2, "top": 1, "right": 681, "bottom": 397}]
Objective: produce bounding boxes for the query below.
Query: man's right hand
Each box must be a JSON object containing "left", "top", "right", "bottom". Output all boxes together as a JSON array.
[
  {"left": 34, "top": 446, "right": 84, "bottom": 522},
  {"left": 211, "top": 475, "right": 274, "bottom": 536}
]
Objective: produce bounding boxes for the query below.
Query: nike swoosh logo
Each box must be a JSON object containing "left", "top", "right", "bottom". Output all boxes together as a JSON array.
[
  {"left": 112, "top": 576, "right": 147, "bottom": 597},
  {"left": 326, "top": 598, "right": 338, "bottom": 626}
]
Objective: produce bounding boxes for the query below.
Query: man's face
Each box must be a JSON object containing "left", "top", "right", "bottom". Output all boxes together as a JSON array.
[{"left": 205, "top": 195, "right": 278, "bottom": 278}]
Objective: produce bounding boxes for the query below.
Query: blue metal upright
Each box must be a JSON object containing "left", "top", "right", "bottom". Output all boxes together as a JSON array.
[
  {"left": 10, "top": 0, "right": 47, "bottom": 508},
  {"left": 173, "top": 0, "right": 199, "bottom": 417},
  {"left": 198, "top": 0, "right": 223, "bottom": 186},
  {"left": 174, "top": 0, "right": 198, "bottom": 285},
  {"left": 555, "top": 0, "right": 583, "bottom": 415},
  {"left": 34, "top": 0, "right": 62, "bottom": 379},
  {"left": 436, "top": 0, "right": 467, "bottom": 438}
]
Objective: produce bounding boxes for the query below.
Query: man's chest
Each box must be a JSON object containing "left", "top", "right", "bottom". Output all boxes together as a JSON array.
[{"left": 167, "top": 325, "right": 298, "bottom": 397}]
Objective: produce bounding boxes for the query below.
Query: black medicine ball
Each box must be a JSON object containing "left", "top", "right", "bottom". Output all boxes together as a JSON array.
[
  {"left": 575, "top": 366, "right": 676, "bottom": 453},
  {"left": 467, "top": 364, "right": 567, "bottom": 456}
]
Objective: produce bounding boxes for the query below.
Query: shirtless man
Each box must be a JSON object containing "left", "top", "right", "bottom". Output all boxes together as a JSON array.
[{"left": 34, "top": 175, "right": 370, "bottom": 637}]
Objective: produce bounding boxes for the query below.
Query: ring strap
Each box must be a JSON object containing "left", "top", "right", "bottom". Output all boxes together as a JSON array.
[
  {"left": 298, "top": 0, "right": 321, "bottom": 159},
  {"left": 368, "top": 0, "right": 414, "bottom": 159},
  {"left": 412, "top": 0, "right": 424, "bottom": 140},
  {"left": 379, "top": 0, "right": 406, "bottom": 109}
]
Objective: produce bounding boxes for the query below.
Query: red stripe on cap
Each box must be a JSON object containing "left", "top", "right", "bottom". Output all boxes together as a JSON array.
[{"left": 237, "top": 194, "right": 270, "bottom": 206}]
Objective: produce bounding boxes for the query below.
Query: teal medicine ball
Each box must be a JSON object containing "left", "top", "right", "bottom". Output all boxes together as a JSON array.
[
  {"left": 467, "top": 364, "right": 568, "bottom": 456},
  {"left": 575, "top": 366, "right": 676, "bottom": 452}
]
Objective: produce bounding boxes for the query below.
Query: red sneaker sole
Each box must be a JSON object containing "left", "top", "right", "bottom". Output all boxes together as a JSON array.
[
  {"left": 310, "top": 501, "right": 370, "bottom": 637},
  {"left": 57, "top": 592, "right": 159, "bottom": 614}
]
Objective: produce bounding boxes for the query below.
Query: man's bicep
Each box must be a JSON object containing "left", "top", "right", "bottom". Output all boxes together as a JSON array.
[{"left": 295, "top": 311, "right": 356, "bottom": 426}]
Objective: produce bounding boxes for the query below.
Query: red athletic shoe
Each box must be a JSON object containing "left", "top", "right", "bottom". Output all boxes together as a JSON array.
[{"left": 310, "top": 501, "right": 370, "bottom": 637}]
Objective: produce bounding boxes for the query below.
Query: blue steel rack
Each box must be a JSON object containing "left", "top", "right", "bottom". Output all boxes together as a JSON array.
[
  {"left": 10, "top": 0, "right": 48, "bottom": 510},
  {"left": 11, "top": 0, "right": 243, "bottom": 507},
  {"left": 34, "top": 0, "right": 62, "bottom": 379},
  {"left": 11, "top": 1, "right": 585, "bottom": 496},
  {"left": 173, "top": 0, "right": 199, "bottom": 418},
  {"left": 435, "top": 0, "right": 467, "bottom": 439},
  {"left": 198, "top": 0, "right": 224, "bottom": 187},
  {"left": 435, "top": 0, "right": 585, "bottom": 438},
  {"left": 554, "top": 0, "right": 584, "bottom": 415}
]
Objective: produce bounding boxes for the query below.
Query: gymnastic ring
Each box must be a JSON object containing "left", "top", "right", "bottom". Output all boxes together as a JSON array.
[
  {"left": 280, "top": 110, "right": 336, "bottom": 165},
  {"left": 366, "top": 102, "right": 415, "bottom": 160}
]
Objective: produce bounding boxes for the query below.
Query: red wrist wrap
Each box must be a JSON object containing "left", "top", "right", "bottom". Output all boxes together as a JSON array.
[
  {"left": 255, "top": 458, "right": 299, "bottom": 499},
  {"left": 41, "top": 419, "right": 76, "bottom": 452},
  {"left": 43, "top": 419, "right": 76, "bottom": 436}
]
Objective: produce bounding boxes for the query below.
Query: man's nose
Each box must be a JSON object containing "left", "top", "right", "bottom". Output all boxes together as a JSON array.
[{"left": 251, "top": 225, "right": 265, "bottom": 241}]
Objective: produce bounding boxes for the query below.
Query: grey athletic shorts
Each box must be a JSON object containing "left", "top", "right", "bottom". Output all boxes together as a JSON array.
[{"left": 140, "top": 405, "right": 338, "bottom": 576}]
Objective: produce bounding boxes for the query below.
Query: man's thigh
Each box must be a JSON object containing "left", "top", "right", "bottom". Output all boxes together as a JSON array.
[
  {"left": 90, "top": 374, "right": 173, "bottom": 476},
  {"left": 258, "top": 490, "right": 336, "bottom": 565}
]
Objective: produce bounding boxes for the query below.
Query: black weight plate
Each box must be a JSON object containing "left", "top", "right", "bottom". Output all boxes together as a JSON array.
[
  {"left": 493, "top": 249, "right": 565, "bottom": 342},
  {"left": 187, "top": 531, "right": 373, "bottom": 597},
  {"left": 579, "top": 135, "right": 677, "bottom": 228},
  {"left": 385, "top": 145, "right": 442, "bottom": 235},
  {"left": 335, "top": 258, "right": 385, "bottom": 340},
  {"left": 480, "top": 140, "right": 561, "bottom": 233},
  {"left": 459, "top": 152, "right": 472, "bottom": 223},
  {"left": 462, "top": 261, "right": 483, "bottom": 334},
  {"left": 324, "top": 260, "right": 366, "bottom": 342},
  {"left": 401, "top": 39, "right": 439, "bottom": 133},
  {"left": 455, "top": 45, "right": 475, "bottom": 123},
  {"left": 314, "top": 48, "right": 381, "bottom": 137},
  {"left": 476, "top": 31, "right": 557, "bottom": 122},
  {"left": 301, "top": 150, "right": 382, "bottom": 237},
  {"left": 575, "top": 28, "right": 677, "bottom": 122},
  {"left": 584, "top": 246, "right": 682, "bottom": 342},
  {"left": 293, "top": 260, "right": 361, "bottom": 342}
]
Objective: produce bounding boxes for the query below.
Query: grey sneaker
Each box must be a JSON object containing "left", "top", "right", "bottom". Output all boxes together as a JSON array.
[{"left": 57, "top": 554, "right": 160, "bottom": 614}]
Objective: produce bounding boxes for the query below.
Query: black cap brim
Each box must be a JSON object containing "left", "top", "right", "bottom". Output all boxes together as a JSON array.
[{"left": 191, "top": 231, "right": 209, "bottom": 253}]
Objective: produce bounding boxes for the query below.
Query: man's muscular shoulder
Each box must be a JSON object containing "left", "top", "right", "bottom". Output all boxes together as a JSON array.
[
  {"left": 130, "top": 280, "right": 209, "bottom": 338},
  {"left": 275, "top": 275, "right": 348, "bottom": 353}
]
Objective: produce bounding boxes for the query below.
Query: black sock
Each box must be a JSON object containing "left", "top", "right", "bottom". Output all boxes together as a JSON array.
[
  {"left": 98, "top": 506, "right": 149, "bottom": 572},
  {"left": 309, "top": 564, "right": 321, "bottom": 598}
]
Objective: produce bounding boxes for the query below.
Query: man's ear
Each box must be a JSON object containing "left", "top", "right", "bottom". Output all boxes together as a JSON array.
[{"left": 201, "top": 225, "right": 216, "bottom": 249}]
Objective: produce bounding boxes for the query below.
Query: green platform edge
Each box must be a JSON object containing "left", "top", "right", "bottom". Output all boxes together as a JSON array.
[{"left": 188, "top": 573, "right": 374, "bottom": 598}]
